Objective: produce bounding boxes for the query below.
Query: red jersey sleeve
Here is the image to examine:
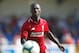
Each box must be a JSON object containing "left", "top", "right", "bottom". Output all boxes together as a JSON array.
[
  {"left": 21, "top": 22, "right": 28, "bottom": 39},
  {"left": 44, "top": 21, "right": 49, "bottom": 32}
]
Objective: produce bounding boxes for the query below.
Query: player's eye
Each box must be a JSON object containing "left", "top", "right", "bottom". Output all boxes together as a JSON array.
[{"left": 34, "top": 8, "right": 39, "bottom": 9}]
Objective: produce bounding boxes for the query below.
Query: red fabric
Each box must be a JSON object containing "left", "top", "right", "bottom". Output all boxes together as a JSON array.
[
  {"left": 21, "top": 18, "right": 49, "bottom": 53},
  {"left": 23, "top": 31, "right": 28, "bottom": 39}
]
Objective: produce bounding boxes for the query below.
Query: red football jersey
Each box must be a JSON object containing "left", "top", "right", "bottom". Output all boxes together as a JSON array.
[{"left": 21, "top": 17, "right": 49, "bottom": 53}]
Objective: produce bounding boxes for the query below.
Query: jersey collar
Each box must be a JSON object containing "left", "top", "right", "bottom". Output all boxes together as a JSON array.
[{"left": 30, "top": 17, "right": 40, "bottom": 24}]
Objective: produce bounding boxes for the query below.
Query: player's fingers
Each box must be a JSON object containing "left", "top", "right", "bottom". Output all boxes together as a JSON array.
[{"left": 61, "top": 47, "right": 65, "bottom": 52}]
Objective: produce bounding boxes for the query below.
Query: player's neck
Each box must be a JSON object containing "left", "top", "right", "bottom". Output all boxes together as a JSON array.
[{"left": 31, "top": 16, "right": 40, "bottom": 22}]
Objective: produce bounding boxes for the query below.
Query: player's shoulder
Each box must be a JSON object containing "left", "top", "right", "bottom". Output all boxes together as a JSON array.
[
  {"left": 24, "top": 17, "right": 31, "bottom": 23},
  {"left": 22, "top": 17, "right": 31, "bottom": 26},
  {"left": 40, "top": 18, "right": 48, "bottom": 23}
]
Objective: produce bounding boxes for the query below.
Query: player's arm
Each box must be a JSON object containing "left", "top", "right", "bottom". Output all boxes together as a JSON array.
[
  {"left": 20, "top": 23, "right": 28, "bottom": 45},
  {"left": 45, "top": 30, "right": 65, "bottom": 52},
  {"left": 21, "top": 37, "right": 26, "bottom": 44},
  {"left": 21, "top": 30, "right": 28, "bottom": 45},
  {"left": 44, "top": 20, "right": 65, "bottom": 52}
]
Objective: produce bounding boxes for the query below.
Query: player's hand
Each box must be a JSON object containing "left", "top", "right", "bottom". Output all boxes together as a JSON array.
[{"left": 58, "top": 44, "right": 65, "bottom": 52}]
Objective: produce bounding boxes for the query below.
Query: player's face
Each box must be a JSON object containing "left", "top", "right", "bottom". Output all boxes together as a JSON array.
[{"left": 31, "top": 4, "right": 41, "bottom": 17}]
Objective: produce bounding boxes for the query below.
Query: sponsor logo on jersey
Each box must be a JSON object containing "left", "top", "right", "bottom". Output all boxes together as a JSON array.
[{"left": 30, "top": 32, "right": 44, "bottom": 37}]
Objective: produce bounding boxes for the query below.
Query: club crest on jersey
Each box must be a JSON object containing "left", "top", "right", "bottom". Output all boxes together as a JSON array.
[{"left": 31, "top": 27, "right": 35, "bottom": 30}]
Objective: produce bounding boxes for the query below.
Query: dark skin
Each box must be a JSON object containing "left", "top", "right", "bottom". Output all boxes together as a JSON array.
[
  {"left": 45, "top": 31, "right": 65, "bottom": 52},
  {"left": 21, "top": 3, "right": 65, "bottom": 52}
]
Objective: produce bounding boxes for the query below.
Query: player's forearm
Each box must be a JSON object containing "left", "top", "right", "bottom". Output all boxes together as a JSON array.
[
  {"left": 21, "top": 31, "right": 28, "bottom": 45},
  {"left": 48, "top": 31, "right": 61, "bottom": 46},
  {"left": 21, "top": 37, "right": 26, "bottom": 45}
]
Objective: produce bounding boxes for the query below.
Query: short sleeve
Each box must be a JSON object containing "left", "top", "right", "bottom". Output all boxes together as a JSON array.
[{"left": 21, "top": 22, "right": 28, "bottom": 39}]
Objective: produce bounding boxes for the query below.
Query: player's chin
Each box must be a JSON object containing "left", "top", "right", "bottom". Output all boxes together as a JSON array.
[
  {"left": 35, "top": 13, "right": 39, "bottom": 16},
  {"left": 34, "top": 12, "right": 40, "bottom": 15}
]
